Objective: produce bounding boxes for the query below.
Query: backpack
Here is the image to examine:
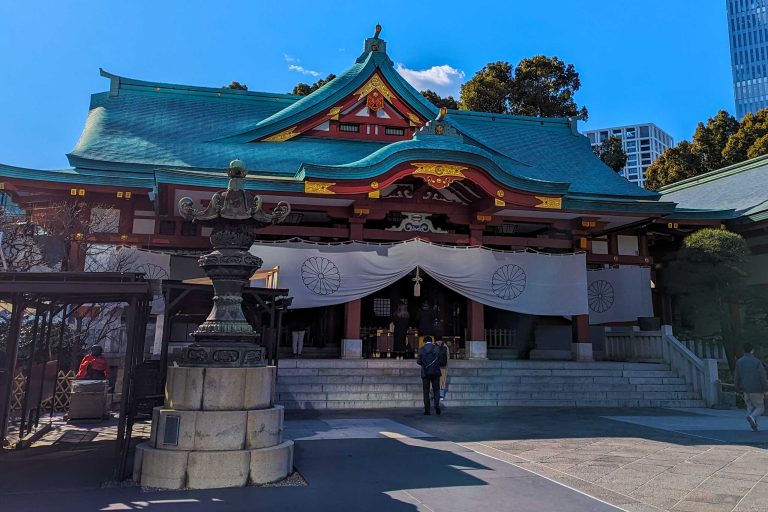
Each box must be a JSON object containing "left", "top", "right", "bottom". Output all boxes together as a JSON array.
[{"left": 421, "top": 345, "right": 442, "bottom": 378}]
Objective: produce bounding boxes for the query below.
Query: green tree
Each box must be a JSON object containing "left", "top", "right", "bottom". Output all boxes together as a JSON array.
[
  {"left": 691, "top": 110, "right": 739, "bottom": 171},
  {"left": 723, "top": 108, "right": 768, "bottom": 164},
  {"left": 593, "top": 136, "right": 627, "bottom": 172},
  {"left": 665, "top": 229, "right": 750, "bottom": 370},
  {"left": 459, "top": 61, "right": 513, "bottom": 113},
  {"left": 223, "top": 81, "right": 248, "bottom": 90},
  {"left": 291, "top": 74, "right": 337, "bottom": 96},
  {"left": 420, "top": 89, "right": 459, "bottom": 110},
  {"left": 508, "top": 55, "right": 588, "bottom": 120},
  {"left": 644, "top": 141, "right": 702, "bottom": 190},
  {"left": 458, "top": 57, "right": 588, "bottom": 119}
]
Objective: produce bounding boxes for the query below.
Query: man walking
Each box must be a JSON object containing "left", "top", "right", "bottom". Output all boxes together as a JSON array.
[
  {"left": 734, "top": 343, "right": 768, "bottom": 431},
  {"left": 417, "top": 336, "right": 441, "bottom": 415}
]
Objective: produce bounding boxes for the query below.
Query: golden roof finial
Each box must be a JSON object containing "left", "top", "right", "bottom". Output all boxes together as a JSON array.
[
  {"left": 436, "top": 107, "right": 448, "bottom": 121},
  {"left": 374, "top": 24, "right": 382, "bottom": 38}
]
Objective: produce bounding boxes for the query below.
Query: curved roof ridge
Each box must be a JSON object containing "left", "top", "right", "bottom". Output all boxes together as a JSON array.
[
  {"left": 214, "top": 40, "right": 439, "bottom": 143},
  {"left": 446, "top": 109, "right": 575, "bottom": 127},
  {"left": 98, "top": 68, "right": 301, "bottom": 101},
  {"left": 299, "top": 136, "right": 570, "bottom": 194}
]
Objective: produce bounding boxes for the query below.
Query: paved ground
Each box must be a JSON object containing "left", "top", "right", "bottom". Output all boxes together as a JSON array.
[{"left": 0, "top": 407, "right": 766, "bottom": 512}]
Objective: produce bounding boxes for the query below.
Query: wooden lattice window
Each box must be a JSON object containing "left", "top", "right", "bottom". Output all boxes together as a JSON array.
[{"left": 373, "top": 298, "right": 390, "bottom": 317}]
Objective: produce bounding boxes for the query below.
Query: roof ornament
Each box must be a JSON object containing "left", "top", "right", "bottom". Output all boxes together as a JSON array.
[
  {"left": 436, "top": 107, "right": 448, "bottom": 121},
  {"left": 374, "top": 24, "right": 382, "bottom": 38}
]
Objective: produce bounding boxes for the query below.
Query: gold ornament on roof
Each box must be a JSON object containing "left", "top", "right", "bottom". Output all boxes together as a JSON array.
[
  {"left": 262, "top": 126, "right": 299, "bottom": 142},
  {"left": 304, "top": 181, "right": 336, "bottom": 195},
  {"left": 407, "top": 113, "right": 422, "bottom": 126},
  {"left": 535, "top": 196, "right": 563, "bottom": 209},
  {"left": 411, "top": 162, "right": 467, "bottom": 190},
  {"left": 328, "top": 107, "right": 342, "bottom": 120},
  {"left": 355, "top": 75, "right": 395, "bottom": 102}
]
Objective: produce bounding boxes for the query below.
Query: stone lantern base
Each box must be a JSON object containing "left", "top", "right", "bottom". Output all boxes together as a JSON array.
[{"left": 133, "top": 366, "right": 293, "bottom": 489}]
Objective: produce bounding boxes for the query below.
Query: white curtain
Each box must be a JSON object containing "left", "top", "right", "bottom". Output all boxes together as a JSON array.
[
  {"left": 250, "top": 239, "right": 588, "bottom": 316},
  {"left": 587, "top": 266, "right": 653, "bottom": 324}
]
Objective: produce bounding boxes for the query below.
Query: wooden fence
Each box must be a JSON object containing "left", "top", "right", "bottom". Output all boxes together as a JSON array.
[{"left": 10, "top": 370, "right": 75, "bottom": 413}]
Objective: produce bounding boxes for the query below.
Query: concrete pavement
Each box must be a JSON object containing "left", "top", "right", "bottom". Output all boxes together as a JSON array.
[{"left": 1, "top": 407, "right": 767, "bottom": 512}]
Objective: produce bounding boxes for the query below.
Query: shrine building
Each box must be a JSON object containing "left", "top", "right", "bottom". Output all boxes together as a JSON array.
[{"left": 0, "top": 30, "right": 727, "bottom": 362}]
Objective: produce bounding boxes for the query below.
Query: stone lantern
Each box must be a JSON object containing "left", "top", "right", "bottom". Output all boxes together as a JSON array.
[{"left": 134, "top": 160, "right": 295, "bottom": 489}]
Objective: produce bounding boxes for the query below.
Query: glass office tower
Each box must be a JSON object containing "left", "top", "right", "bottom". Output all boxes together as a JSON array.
[{"left": 727, "top": 0, "right": 768, "bottom": 117}]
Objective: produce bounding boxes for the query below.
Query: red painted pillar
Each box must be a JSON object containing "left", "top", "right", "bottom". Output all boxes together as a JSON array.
[
  {"left": 572, "top": 314, "right": 592, "bottom": 361},
  {"left": 344, "top": 299, "right": 361, "bottom": 340},
  {"left": 467, "top": 299, "right": 484, "bottom": 340}
]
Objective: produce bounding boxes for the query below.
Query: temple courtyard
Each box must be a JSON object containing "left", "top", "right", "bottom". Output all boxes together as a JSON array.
[{"left": 1, "top": 407, "right": 767, "bottom": 512}]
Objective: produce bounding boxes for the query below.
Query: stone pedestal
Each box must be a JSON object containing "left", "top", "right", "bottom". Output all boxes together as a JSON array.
[
  {"left": 134, "top": 366, "right": 293, "bottom": 489},
  {"left": 68, "top": 380, "right": 109, "bottom": 421},
  {"left": 341, "top": 338, "right": 363, "bottom": 359},
  {"left": 467, "top": 340, "right": 488, "bottom": 360},
  {"left": 572, "top": 342, "right": 594, "bottom": 361}
]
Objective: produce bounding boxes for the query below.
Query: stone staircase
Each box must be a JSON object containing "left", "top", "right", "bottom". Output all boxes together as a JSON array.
[{"left": 275, "top": 359, "right": 705, "bottom": 410}]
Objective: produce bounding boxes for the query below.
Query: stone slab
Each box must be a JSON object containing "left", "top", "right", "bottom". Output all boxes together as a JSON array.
[
  {"left": 202, "top": 367, "right": 246, "bottom": 410},
  {"left": 68, "top": 392, "right": 108, "bottom": 420},
  {"left": 165, "top": 366, "right": 204, "bottom": 410},
  {"left": 244, "top": 366, "right": 275, "bottom": 409},
  {"left": 187, "top": 450, "right": 250, "bottom": 489},
  {"left": 193, "top": 410, "right": 247, "bottom": 451},
  {"left": 246, "top": 406, "right": 284, "bottom": 449},
  {"left": 139, "top": 445, "right": 189, "bottom": 489},
  {"left": 249, "top": 440, "right": 294, "bottom": 485},
  {"left": 156, "top": 409, "right": 197, "bottom": 450}
]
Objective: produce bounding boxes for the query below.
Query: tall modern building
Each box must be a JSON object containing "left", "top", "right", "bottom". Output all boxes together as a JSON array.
[
  {"left": 727, "top": 0, "right": 768, "bottom": 118},
  {"left": 582, "top": 123, "right": 673, "bottom": 189}
]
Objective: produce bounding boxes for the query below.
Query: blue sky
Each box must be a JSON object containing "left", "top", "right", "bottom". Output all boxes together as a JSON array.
[{"left": 0, "top": 1, "right": 732, "bottom": 169}]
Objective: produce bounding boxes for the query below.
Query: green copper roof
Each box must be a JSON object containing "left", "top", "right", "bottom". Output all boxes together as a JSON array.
[
  {"left": 659, "top": 153, "right": 768, "bottom": 220},
  {"left": 0, "top": 34, "right": 686, "bottom": 215}
]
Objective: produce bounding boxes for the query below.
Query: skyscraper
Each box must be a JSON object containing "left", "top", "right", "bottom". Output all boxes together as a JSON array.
[
  {"left": 583, "top": 123, "right": 673, "bottom": 189},
  {"left": 727, "top": 0, "right": 768, "bottom": 118}
]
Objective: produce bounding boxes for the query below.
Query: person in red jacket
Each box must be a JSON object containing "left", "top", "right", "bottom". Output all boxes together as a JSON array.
[{"left": 75, "top": 345, "right": 110, "bottom": 380}]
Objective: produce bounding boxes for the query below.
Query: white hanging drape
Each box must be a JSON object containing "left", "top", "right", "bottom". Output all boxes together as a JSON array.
[
  {"left": 587, "top": 266, "right": 653, "bottom": 324},
  {"left": 250, "top": 239, "right": 588, "bottom": 316}
]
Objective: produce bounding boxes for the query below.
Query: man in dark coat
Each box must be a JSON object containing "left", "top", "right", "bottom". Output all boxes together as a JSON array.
[
  {"left": 417, "top": 336, "right": 442, "bottom": 415},
  {"left": 734, "top": 342, "right": 768, "bottom": 431}
]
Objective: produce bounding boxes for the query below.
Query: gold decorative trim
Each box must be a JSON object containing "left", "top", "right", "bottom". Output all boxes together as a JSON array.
[
  {"left": 411, "top": 163, "right": 467, "bottom": 190},
  {"left": 535, "top": 196, "right": 563, "bottom": 209},
  {"left": 354, "top": 74, "right": 395, "bottom": 102},
  {"left": 407, "top": 113, "right": 422, "bottom": 126},
  {"left": 263, "top": 126, "right": 299, "bottom": 142},
  {"left": 496, "top": 189, "right": 505, "bottom": 198},
  {"left": 368, "top": 190, "right": 380, "bottom": 199},
  {"left": 328, "top": 107, "right": 341, "bottom": 120},
  {"left": 477, "top": 214, "right": 492, "bottom": 222},
  {"left": 494, "top": 198, "right": 506, "bottom": 207},
  {"left": 304, "top": 181, "right": 336, "bottom": 195},
  {"left": 370, "top": 181, "right": 379, "bottom": 189},
  {"left": 411, "top": 162, "right": 467, "bottom": 178}
]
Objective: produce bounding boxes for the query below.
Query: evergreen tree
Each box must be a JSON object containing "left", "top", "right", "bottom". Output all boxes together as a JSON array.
[
  {"left": 420, "top": 89, "right": 459, "bottom": 109},
  {"left": 593, "top": 136, "right": 628, "bottom": 172}
]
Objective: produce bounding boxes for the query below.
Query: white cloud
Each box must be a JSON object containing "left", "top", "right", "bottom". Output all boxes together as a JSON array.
[
  {"left": 289, "top": 64, "right": 322, "bottom": 77},
  {"left": 283, "top": 54, "right": 299, "bottom": 62},
  {"left": 395, "top": 63, "right": 466, "bottom": 97}
]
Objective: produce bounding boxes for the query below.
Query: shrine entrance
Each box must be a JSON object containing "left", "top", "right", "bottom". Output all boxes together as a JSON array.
[{"left": 360, "top": 271, "right": 467, "bottom": 357}]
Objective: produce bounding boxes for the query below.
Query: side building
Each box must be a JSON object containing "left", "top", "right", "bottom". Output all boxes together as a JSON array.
[
  {"left": 583, "top": 123, "right": 673, "bottom": 189},
  {"left": 726, "top": 0, "right": 768, "bottom": 117}
]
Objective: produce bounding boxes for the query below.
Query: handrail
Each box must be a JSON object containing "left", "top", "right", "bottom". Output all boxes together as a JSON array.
[{"left": 660, "top": 325, "right": 720, "bottom": 407}]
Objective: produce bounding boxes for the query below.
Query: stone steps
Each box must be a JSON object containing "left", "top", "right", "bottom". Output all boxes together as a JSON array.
[{"left": 275, "top": 359, "right": 704, "bottom": 410}]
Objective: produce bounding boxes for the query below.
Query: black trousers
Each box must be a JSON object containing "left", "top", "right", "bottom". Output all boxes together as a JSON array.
[{"left": 422, "top": 375, "right": 441, "bottom": 412}]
